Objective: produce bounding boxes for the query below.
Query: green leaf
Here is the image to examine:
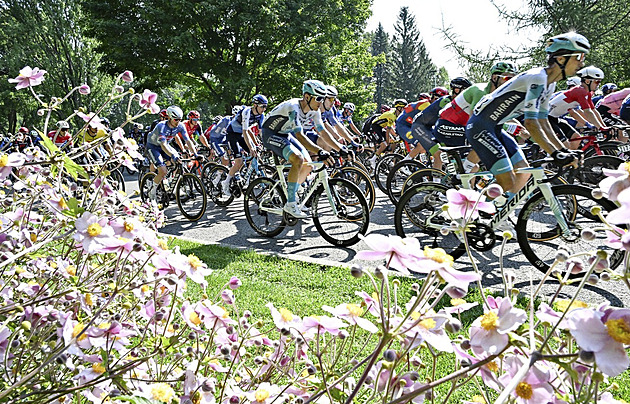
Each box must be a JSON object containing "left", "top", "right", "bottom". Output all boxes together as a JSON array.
[
  {"left": 116, "top": 397, "right": 163, "bottom": 404},
  {"left": 63, "top": 156, "right": 89, "bottom": 180},
  {"left": 61, "top": 197, "right": 85, "bottom": 218},
  {"left": 39, "top": 133, "right": 59, "bottom": 154}
]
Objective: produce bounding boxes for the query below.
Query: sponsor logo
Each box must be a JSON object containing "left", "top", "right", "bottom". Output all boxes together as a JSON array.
[
  {"left": 491, "top": 176, "right": 536, "bottom": 226},
  {"left": 489, "top": 94, "right": 521, "bottom": 121},
  {"left": 472, "top": 130, "right": 501, "bottom": 155}
]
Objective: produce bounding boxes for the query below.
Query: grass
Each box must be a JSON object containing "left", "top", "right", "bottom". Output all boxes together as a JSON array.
[{"left": 173, "top": 238, "right": 630, "bottom": 403}]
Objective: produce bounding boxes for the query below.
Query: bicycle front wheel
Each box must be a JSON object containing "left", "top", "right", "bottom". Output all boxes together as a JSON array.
[
  {"left": 205, "top": 165, "right": 234, "bottom": 207},
  {"left": 516, "top": 184, "right": 624, "bottom": 274},
  {"left": 176, "top": 173, "right": 207, "bottom": 221},
  {"left": 386, "top": 159, "right": 427, "bottom": 204},
  {"left": 394, "top": 183, "right": 465, "bottom": 258},
  {"left": 244, "top": 177, "right": 286, "bottom": 237},
  {"left": 374, "top": 153, "right": 404, "bottom": 193},
  {"left": 311, "top": 178, "right": 369, "bottom": 247},
  {"left": 332, "top": 166, "right": 376, "bottom": 212}
]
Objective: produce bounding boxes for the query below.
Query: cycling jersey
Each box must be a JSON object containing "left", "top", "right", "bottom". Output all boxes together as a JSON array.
[
  {"left": 147, "top": 122, "right": 190, "bottom": 146},
  {"left": 440, "top": 83, "right": 491, "bottom": 126},
  {"left": 227, "top": 106, "right": 264, "bottom": 134},
  {"left": 261, "top": 99, "right": 324, "bottom": 135},
  {"left": 47, "top": 130, "right": 71, "bottom": 146},
  {"left": 398, "top": 100, "right": 430, "bottom": 125},
  {"left": 372, "top": 109, "right": 398, "bottom": 128},
  {"left": 77, "top": 127, "right": 108, "bottom": 144},
  {"left": 548, "top": 85, "right": 594, "bottom": 117},
  {"left": 620, "top": 94, "right": 630, "bottom": 123},
  {"left": 183, "top": 120, "right": 202, "bottom": 138},
  {"left": 597, "top": 88, "right": 630, "bottom": 115},
  {"left": 413, "top": 96, "right": 452, "bottom": 128},
  {"left": 472, "top": 67, "right": 555, "bottom": 123},
  {"left": 339, "top": 111, "right": 354, "bottom": 125},
  {"left": 322, "top": 107, "right": 341, "bottom": 126},
  {"left": 206, "top": 117, "right": 231, "bottom": 140}
]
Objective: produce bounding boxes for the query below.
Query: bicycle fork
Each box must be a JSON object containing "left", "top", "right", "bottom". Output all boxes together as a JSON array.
[{"left": 538, "top": 183, "right": 572, "bottom": 236}]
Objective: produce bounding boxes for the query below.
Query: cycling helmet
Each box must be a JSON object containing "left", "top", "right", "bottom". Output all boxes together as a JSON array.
[
  {"left": 393, "top": 99, "right": 408, "bottom": 108},
  {"left": 343, "top": 102, "right": 355, "bottom": 112},
  {"left": 418, "top": 93, "right": 431, "bottom": 101},
  {"left": 101, "top": 117, "right": 110, "bottom": 127},
  {"left": 490, "top": 61, "right": 518, "bottom": 75},
  {"left": 430, "top": 87, "right": 449, "bottom": 97},
  {"left": 566, "top": 76, "right": 581, "bottom": 88},
  {"left": 545, "top": 32, "right": 590, "bottom": 55},
  {"left": 326, "top": 85, "right": 338, "bottom": 98},
  {"left": 187, "top": 110, "right": 200, "bottom": 119},
  {"left": 302, "top": 79, "right": 328, "bottom": 97},
  {"left": 232, "top": 105, "right": 244, "bottom": 115},
  {"left": 450, "top": 77, "right": 473, "bottom": 90},
  {"left": 214, "top": 115, "right": 222, "bottom": 123},
  {"left": 166, "top": 105, "right": 184, "bottom": 120},
  {"left": 30, "top": 130, "right": 38, "bottom": 137},
  {"left": 57, "top": 120, "right": 70, "bottom": 129},
  {"left": 18, "top": 127, "right": 29, "bottom": 134},
  {"left": 159, "top": 109, "right": 168, "bottom": 119},
  {"left": 577, "top": 66, "right": 604, "bottom": 80},
  {"left": 602, "top": 83, "right": 618, "bottom": 94},
  {"left": 252, "top": 94, "right": 268, "bottom": 105},
  {"left": 380, "top": 104, "right": 390, "bottom": 113}
]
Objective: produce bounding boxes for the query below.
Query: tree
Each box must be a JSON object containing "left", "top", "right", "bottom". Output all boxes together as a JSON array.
[
  {"left": 370, "top": 23, "right": 389, "bottom": 110},
  {"left": 83, "top": 0, "right": 376, "bottom": 115},
  {"left": 387, "top": 7, "right": 439, "bottom": 101}
]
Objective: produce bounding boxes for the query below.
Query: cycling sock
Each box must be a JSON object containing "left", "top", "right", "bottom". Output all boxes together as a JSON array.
[
  {"left": 402, "top": 154, "right": 412, "bottom": 161},
  {"left": 225, "top": 174, "right": 233, "bottom": 182},
  {"left": 462, "top": 159, "right": 476, "bottom": 173},
  {"left": 287, "top": 182, "right": 298, "bottom": 203}
]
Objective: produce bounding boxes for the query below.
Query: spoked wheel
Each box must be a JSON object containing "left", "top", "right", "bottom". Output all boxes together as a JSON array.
[
  {"left": 175, "top": 173, "right": 207, "bottom": 221},
  {"left": 137, "top": 163, "right": 150, "bottom": 190},
  {"left": 200, "top": 162, "right": 219, "bottom": 190},
  {"left": 139, "top": 172, "right": 166, "bottom": 205},
  {"left": 394, "top": 183, "right": 465, "bottom": 259},
  {"left": 517, "top": 184, "right": 624, "bottom": 276},
  {"left": 206, "top": 165, "right": 234, "bottom": 207},
  {"left": 244, "top": 177, "right": 286, "bottom": 237},
  {"left": 575, "top": 155, "right": 624, "bottom": 187},
  {"left": 399, "top": 168, "right": 449, "bottom": 204},
  {"left": 310, "top": 178, "right": 369, "bottom": 247},
  {"left": 332, "top": 166, "right": 376, "bottom": 212},
  {"left": 386, "top": 159, "right": 427, "bottom": 204},
  {"left": 374, "top": 153, "right": 404, "bottom": 193}
]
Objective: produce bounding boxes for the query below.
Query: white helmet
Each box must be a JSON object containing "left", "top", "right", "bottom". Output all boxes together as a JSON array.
[
  {"left": 232, "top": 105, "right": 244, "bottom": 115},
  {"left": 577, "top": 66, "right": 604, "bottom": 80},
  {"left": 343, "top": 102, "right": 355, "bottom": 112},
  {"left": 566, "top": 77, "right": 581, "bottom": 88},
  {"left": 57, "top": 120, "right": 70, "bottom": 129},
  {"left": 166, "top": 105, "right": 184, "bottom": 120}
]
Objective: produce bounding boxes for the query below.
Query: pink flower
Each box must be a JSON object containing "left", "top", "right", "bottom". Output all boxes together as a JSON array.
[
  {"left": 401, "top": 310, "right": 454, "bottom": 353},
  {"left": 498, "top": 355, "right": 554, "bottom": 404},
  {"left": 355, "top": 291, "right": 380, "bottom": 317},
  {"left": 567, "top": 307, "right": 630, "bottom": 376},
  {"left": 139, "top": 89, "right": 160, "bottom": 114},
  {"left": 322, "top": 303, "right": 378, "bottom": 333},
  {"left": 356, "top": 233, "right": 423, "bottom": 274},
  {"left": 446, "top": 188, "right": 495, "bottom": 220},
  {"left": 228, "top": 276, "right": 242, "bottom": 290},
  {"left": 470, "top": 296, "right": 526, "bottom": 355},
  {"left": 0, "top": 153, "right": 26, "bottom": 180},
  {"left": 300, "top": 315, "right": 347, "bottom": 337},
  {"left": 8, "top": 66, "right": 47, "bottom": 90},
  {"left": 605, "top": 225, "right": 630, "bottom": 250},
  {"left": 266, "top": 303, "right": 301, "bottom": 331},
  {"left": 76, "top": 111, "right": 105, "bottom": 130},
  {"left": 167, "top": 250, "right": 212, "bottom": 287},
  {"left": 73, "top": 212, "right": 117, "bottom": 254},
  {"left": 121, "top": 70, "right": 134, "bottom": 83},
  {"left": 606, "top": 187, "right": 630, "bottom": 225},
  {"left": 79, "top": 84, "right": 91, "bottom": 95},
  {"left": 599, "top": 162, "right": 630, "bottom": 201},
  {"left": 453, "top": 345, "right": 502, "bottom": 391},
  {"left": 411, "top": 247, "right": 481, "bottom": 292}
]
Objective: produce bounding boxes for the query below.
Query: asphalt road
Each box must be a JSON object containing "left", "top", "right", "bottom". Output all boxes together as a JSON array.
[{"left": 124, "top": 173, "right": 630, "bottom": 308}]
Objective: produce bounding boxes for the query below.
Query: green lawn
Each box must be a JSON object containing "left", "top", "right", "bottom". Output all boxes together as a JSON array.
[{"left": 173, "top": 238, "right": 630, "bottom": 403}]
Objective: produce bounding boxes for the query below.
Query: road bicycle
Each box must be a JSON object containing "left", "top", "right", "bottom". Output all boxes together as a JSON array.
[
  {"left": 139, "top": 158, "right": 207, "bottom": 221},
  {"left": 394, "top": 145, "right": 623, "bottom": 274},
  {"left": 244, "top": 160, "right": 370, "bottom": 247}
]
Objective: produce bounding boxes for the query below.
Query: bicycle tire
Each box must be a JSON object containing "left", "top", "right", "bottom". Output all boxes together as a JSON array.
[
  {"left": 400, "top": 168, "right": 449, "bottom": 202},
  {"left": 110, "top": 168, "right": 126, "bottom": 193},
  {"left": 310, "top": 178, "right": 369, "bottom": 247},
  {"left": 139, "top": 172, "right": 166, "bottom": 204},
  {"left": 200, "top": 162, "right": 219, "bottom": 190},
  {"left": 206, "top": 165, "right": 234, "bottom": 207},
  {"left": 386, "top": 159, "right": 427, "bottom": 204},
  {"left": 244, "top": 177, "right": 286, "bottom": 237},
  {"left": 583, "top": 141, "right": 625, "bottom": 159},
  {"left": 576, "top": 155, "right": 624, "bottom": 186},
  {"left": 331, "top": 166, "right": 376, "bottom": 212},
  {"left": 175, "top": 173, "right": 207, "bottom": 221},
  {"left": 394, "top": 183, "right": 466, "bottom": 259},
  {"left": 516, "top": 184, "right": 623, "bottom": 275},
  {"left": 374, "top": 153, "right": 404, "bottom": 193},
  {"left": 137, "top": 164, "right": 149, "bottom": 190}
]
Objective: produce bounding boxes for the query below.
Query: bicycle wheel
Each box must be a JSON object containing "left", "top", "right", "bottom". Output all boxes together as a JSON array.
[
  {"left": 206, "top": 165, "right": 234, "bottom": 207},
  {"left": 200, "top": 162, "right": 219, "bottom": 190},
  {"left": 575, "top": 155, "right": 624, "bottom": 187},
  {"left": 175, "top": 173, "right": 207, "bottom": 221},
  {"left": 139, "top": 172, "right": 166, "bottom": 204},
  {"left": 584, "top": 141, "right": 625, "bottom": 158},
  {"left": 137, "top": 164, "right": 149, "bottom": 190},
  {"left": 374, "top": 153, "right": 404, "bottom": 193},
  {"left": 394, "top": 183, "right": 466, "bottom": 258},
  {"left": 109, "top": 168, "right": 126, "bottom": 192},
  {"left": 386, "top": 160, "right": 427, "bottom": 204},
  {"left": 244, "top": 177, "right": 286, "bottom": 237},
  {"left": 310, "top": 178, "right": 369, "bottom": 247},
  {"left": 516, "top": 184, "right": 624, "bottom": 274},
  {"left": 400, "top": 168, "right": 448, "bottom": 202},
  {"left": 332, "top": 166, "right": 376, "bottom": 212}
]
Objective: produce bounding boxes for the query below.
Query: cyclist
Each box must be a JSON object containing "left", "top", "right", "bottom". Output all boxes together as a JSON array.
[
  {"left": 100, "top": 117, "right": 111, "bottom": 132},
  {"left": 435, "top": 62, "right": 519, "bottom": 171},
  {"left": 321, "top": 86, "right": 362, "bottom": 152},
  {"left": 221, "top": 95, "right": 268, "bottom": 196},
  {"left": 13, "top": 128, "right": 33, "bottom": 152},
  {"left": 48, "top": 121, "right": 72, "bottom": 148},
  {"left": 565, "top": 76, "right": 581, "bottom": 89},
  {"left": 206, "top": 111, "right": 238, "bottom": 169},
  {"left": 596, "top": 87, "right": 630, "bottom": 127},
  {"left": 339, "top": 102, "right": 363, "bottom": 138},
  {"left": 260, "top": 79, "right": 334, "bottom": 218},
  {"left": 395, "top": 95, "right": 433, "bottom": 160},
  {"left": 548, "top": 65, "right": 608, "bottom": 148},
  {"left": 367, "top": 98, "right": 407, "bottom": 168},
  {"left": 408, "top": 80, "right": 472, "bottom": 168},
  {"left": 466, "top": 31, "right": 588, "bottom": 195},
  {"left": 592, "top": 82, "right": 617, "bottom": 105},
  {"left": 620, "top": 94, "right": 630, "bottom": 124},
  {"left": 146, "top": 105, "right": 198, "bottom": 200},
  {"left": 149, "top": 109, "right": 169, "bottom": 132},
  {"left": 183, "top": 110, "right": 203, "bottom": 143}
]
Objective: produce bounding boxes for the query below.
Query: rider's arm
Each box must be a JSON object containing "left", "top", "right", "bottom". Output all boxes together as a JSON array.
[
  {"left": 243, "top": 126, "right": 259, "bottom": 156},
  {"left": 184, "top": 136, "right": 197, "bottom": 156},
  {"left": 567, "top": 108, "right": 590, "bottom": 128},
  {"left": 582, "top": 108, "right": 607, "bottom": 128},
  {"left": 318, "top": 122, "right": 344, "bottom": 151},
  {"left": 524, "top": 118, "right": 563, "bottom": 154},
  {"left": 160, "top": 140, "right": 180, "bottom": 158}
]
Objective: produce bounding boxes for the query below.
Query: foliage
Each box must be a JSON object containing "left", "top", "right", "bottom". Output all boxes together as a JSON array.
[
  {"left": 370, "top": 23, "right": 390, "bottom": 112},
  {"left": 386, "top": 7, "right": 439, "bottom": 102}
]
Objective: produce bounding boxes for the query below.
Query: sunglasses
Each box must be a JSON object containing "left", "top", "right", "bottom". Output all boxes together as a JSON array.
[
  {"left": 564, "top": 53, "right": 586, "bottom": 62},
  {"left": 60, "top": 128, "right": 68, "bottom": 132},
  {"left": 257, "top": 104, "right": 268, "bottom": 109},
  {"left": 172, "top": 118, "right": 181, "bottom": 122},
  {"left": 191, "top": 118, "right": 199, "bottom": 121},
  {"left": 311, "top": 95, "right": 325, "bottom": 103}
]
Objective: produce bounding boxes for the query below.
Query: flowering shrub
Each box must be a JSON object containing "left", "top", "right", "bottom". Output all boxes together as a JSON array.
[{"left": 1, "top": 67, "right": 630, "bottom": 404}]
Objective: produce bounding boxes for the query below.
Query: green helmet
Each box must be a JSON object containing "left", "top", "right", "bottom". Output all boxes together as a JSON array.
[
  {"left": 302, "top": 80, "right": 327, "bottom": 97},
  {"left": 490, "top": 61, "right": 518, "bottom": 75},
  {"left": 545, "top": 32, "right": 590, "bottom": 55}
]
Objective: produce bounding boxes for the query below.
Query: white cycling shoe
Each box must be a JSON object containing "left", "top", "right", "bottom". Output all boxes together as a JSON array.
[{"left": 283, "top": 201, "right": 309, "bottom": 219}]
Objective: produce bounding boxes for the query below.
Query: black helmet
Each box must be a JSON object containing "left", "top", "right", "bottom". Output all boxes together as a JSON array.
[{"left": 450, "top": 77, "right": 472, "bottom": 90}]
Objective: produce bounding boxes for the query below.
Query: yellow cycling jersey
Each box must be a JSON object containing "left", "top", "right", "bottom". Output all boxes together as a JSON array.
[
  {"left": 77, "top": 128, "right": 108, "bottom": 144},
  {"left": 372, "top": 109, "right": 397, "bottom": 128}
]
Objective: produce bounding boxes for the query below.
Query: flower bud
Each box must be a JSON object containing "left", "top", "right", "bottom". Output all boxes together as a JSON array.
[
  {"left": 79, "top": 84, "right": 91, "bottom": 95},
  {"left": 601, "top": 272, "right": 611, "bottom": 282},
  {"left": 229, "top": 396, "right": 239, "bottom": 404},
  {"left": 410, "top": 355, "right": 422, "bottom": 367},
  {"left": 440, "top": 226, "right": 450, "bottom": 236},
  {"left": 374, "top": 265, "right": 385, "bottom": 280},
  {"left": 121, "top": 70, "right": 134, "bottom": 83},
  {"left": 486, "top": 184, "right": 503, "bottom": 199},
  {"left": 228, "top": 276, "right": 242, "bottom": 290},
  {"left": 591, "top": 189, "right": 603, "bottom": 200},
  {"left": 201, "top": 379, "right": 215, "bottom": 393},
  {"left": 306, "top": 364, "right": 316, "bottom": 375},
  {"left": 555, "top": 250, "right": 569, "bottom": 262},
  {"left": 37, "top": 109, "right": 46, "bottom": 116},
  {"left": 114, "top": 85, "right": 124, "bottom": 94},
  {"left": 383, "top": 349, "right": 397, "bottom": 362},
  {"left": 579, "top": 350, "right": 595, "bottom": 363},
  {"left": 445, "top": 286, "right": 466, "bottom": 299},
  {"left": 587, "top": 274, "right": 599, "bottom": 285},
  {"left": 445, "top": 318, "right": 462, "bottom": 333},
  {"left": 460, "top": 339, "right": 471, "bottom": 350},
  {"left": 350, "top": 264, "right": 363, "bottom": 278},
  {"left": 21, "top": 321, "right": 31, "bottom": 331},
  {"left": 220, "top": 345, "right": 230, "bottom": 355},
  {"left": 591, "top": 205, "right": 602, "bottom": 216},
  {"left": 581, "top": 229, "right": 596, "bottom": 241},
  {"left": 243, "top": 310, "right": 251, "bottom": 318}
]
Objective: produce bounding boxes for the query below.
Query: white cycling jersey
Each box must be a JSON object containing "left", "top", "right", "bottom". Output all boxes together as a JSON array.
[{"left": 261, "top": 98, "right": 324, "bottom": 135}]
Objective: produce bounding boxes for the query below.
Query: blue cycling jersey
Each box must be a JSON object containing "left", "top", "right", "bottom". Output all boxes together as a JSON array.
[
  {"left": 322, "top": 106, "right": 341, "bottom": 126},
  {"left": 412, "top": 96, "right": 452, "bottom": 129},
  {"left": 209, "top": 117, "right": 231, "bottom": 140},
  {"left": 147, "top": 122, "right": 189, "bottom": 146},
  {"left": 227, "top": 106, "right": 264, "bottom": 134}
]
